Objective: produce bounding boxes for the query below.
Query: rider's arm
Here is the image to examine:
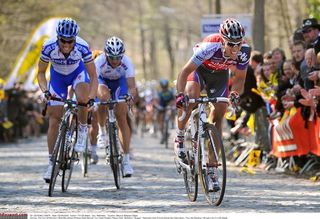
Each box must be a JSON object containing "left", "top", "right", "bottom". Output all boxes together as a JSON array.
[
  {"left": 37, "top": 60, "right": 49, "bottom": 92},
  {"left": 230, "top": 67, "right": 247, "bottom": 95},
  {"left": 85, "top": 61, "right": 98, "bottom": 99},
  {"left": 176, "top": 59, "right": 198, "bottom": 94},
  {"left": 126, "top": 77, "right": 137, "bottom": 99}
]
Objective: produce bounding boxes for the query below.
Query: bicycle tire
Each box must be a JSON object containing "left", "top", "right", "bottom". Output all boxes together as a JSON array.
[
  {"left": 62, "top": 115, "right": 78, "bottom": 192},
  {"left": 164, "top": 117, "right": 169, "bottom": 149},
  {"left": 109, "top": 123, "right": 121, "bottom": 189},
  {"left": 199, "top": 124, "right": 226, "bottom": 206},
  {"left": 48, "top": 124, "right": 66, "bottom": 197},
  {"left": 183, "top": 149, "right": 198, "bottom": 202},
  {"left": 81, "top": 137, "right": 89, "bottom": 177}
]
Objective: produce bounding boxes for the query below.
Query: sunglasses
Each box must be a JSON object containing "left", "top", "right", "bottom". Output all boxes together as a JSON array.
[
  {"left": 226, "top": 41, "right": 242, "bottom": 48},
  {"left": 302, "top": 28, "right": 313, "bottom": 34},
  {"left": 59, "top": 38, "right": 75, "bottom": 44},
  {"left": 107, "top": 55, "right": 123, "bottom": 61}
]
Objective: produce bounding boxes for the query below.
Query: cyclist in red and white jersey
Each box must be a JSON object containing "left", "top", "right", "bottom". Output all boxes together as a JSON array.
[{"left": 174, "top": 18, "right": 251, "bottom": 192}]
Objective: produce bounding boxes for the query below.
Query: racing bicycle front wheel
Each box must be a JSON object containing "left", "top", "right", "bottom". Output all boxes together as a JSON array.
[
  {"left": 199, "top": 124, "right": 226, "bottom": 206},
  {"left": 62, "top": 115, "right": 78, "bottom": 192},
  {"left": 109, "top": 123, "right": 121, "bottom": 189}
]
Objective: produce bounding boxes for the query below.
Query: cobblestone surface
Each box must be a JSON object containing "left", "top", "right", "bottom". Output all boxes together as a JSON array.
[{"left": 0, "top": 132, "right": 319, "bottom": 214}]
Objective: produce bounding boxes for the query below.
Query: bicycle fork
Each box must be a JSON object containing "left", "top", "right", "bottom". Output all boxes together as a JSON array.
[{"left": 198, "top": 103, "right": 208, "bottom": 173}]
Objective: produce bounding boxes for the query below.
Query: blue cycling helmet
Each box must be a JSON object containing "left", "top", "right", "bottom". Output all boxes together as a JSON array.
[
  {"left": 56, "top": 18, "right": 79, "bottom": 38},
  {"left": 104, "top": 36, "right": 125, "bottom": 57},
  {"left": 160, "top": 79, "right": 169, "bottom": 88}
]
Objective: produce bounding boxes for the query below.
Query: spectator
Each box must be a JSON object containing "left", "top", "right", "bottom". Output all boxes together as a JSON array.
[{"left": 301, "top": 18, "right": 320, "bottom": 49}]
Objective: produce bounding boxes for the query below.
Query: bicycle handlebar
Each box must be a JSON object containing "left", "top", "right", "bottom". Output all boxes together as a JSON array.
[
  {"left": 178, "top": 96, "right": 232, "bottom": 122},
  {"left": 42, "top": 96, "right": 91, "bottom": 117}
]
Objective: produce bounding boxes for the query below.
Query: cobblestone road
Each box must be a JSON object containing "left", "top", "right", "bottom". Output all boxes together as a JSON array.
[{"left": 0, "top": 132, "right": 319, "bottom": 214}]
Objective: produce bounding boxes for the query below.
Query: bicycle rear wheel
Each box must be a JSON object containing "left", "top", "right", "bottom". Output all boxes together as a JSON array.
[
  {"left": 62, "top": 115, "right": 78, "bottom": 192},
  {"left": 109, "top": 123, "right": 121, "bottom": 189},
  {"left": 199, "top": 124, "right": 226, "bottom": 206},
  {"left": 48, "top": 124, "right": 66, "bottom": 197}
]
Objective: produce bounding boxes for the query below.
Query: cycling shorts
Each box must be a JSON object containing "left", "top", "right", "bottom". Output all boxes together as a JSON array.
[
  {"left": 98, "top": 75, "right": 128, "bottom": 99},
  {"left": 187, "top": 64, "right": 229, "bottom": 98},
  {"left": 48, "top": 62, "right": 90, "bottom": 106}
]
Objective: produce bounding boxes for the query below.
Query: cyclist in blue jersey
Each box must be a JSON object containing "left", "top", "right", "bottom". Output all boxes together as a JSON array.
[
  {"left": 95, "top": 36, "right": 137, "bottom": 177},
  {"left": 37, "top": 18, "right": 98, "bottom": 183}
]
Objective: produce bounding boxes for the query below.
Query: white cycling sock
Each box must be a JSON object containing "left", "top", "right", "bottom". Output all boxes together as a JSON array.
[
  {"left": 91, "top": 144, "right": 97, "bottom": 154},
  {"left": 98, "top": 125, "right": 106, "bottom": 135},
  {"left": 123, "top": 153, "right": 130, "bottom": 163},
  {"left": 79, "top": 123, "right": 88, "bottom": 132}
]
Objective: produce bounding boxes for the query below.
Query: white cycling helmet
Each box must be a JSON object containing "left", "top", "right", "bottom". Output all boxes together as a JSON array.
[{"left": 104, "top": 36, "right": 125, "bottom": 57}]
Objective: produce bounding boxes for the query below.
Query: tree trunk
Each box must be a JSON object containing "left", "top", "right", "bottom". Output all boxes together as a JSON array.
[
  {"left": 253, "top": 0, "right": 265, "bottom": 53},
  {"left": 215, "top": 0, "right": 221, "bottom": 14},
  {"left": 137, "top": 2, "right": 147, "bottom": 80}
]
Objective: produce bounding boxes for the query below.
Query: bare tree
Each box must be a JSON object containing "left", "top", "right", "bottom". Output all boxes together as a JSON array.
[
  {"left": 253, "top": 0, "right": 265, "bottom": 53},
  {"left": 137, "top": 1, "right": 148, "bottom": 80}
]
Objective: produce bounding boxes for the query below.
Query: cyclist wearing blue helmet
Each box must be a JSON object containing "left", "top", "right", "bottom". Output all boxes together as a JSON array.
[{"left": 37, "top": 17, "right": 98, "bottom": 183}]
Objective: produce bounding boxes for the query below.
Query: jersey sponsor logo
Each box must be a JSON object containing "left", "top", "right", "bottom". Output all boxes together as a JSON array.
[
  {"left": 51, "top": 59, "right": 79, "bottom": 65},
  {"left": 239, "top": 52, "right": 249, "bottom": 62}
]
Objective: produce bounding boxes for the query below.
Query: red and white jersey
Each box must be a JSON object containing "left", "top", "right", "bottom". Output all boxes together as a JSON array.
[{"left": 191, "top": 34, "right": 251, "bottom": 71}]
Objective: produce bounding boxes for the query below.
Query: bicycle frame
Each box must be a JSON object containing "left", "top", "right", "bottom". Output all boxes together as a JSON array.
[
  {"left": 177, "top": 96, "right": 230, "bottom": 205},
  {"left": 99, "top": 97, "right": 128, "bottom": 189},
  {"left": 48, "top": 98, "right": 81, "bottom": 196}
]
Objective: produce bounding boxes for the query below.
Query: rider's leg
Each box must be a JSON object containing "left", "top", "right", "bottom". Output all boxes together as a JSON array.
[
  {"left": 175, "top": 81, "right": 200, "bottom": 158},
  {"left": 97, "top": 84, "right": 110, "bottom": 148},
  {"left": 115, "top": 103, "right": 130, "bottom": 154},
  {"left": 44, "top": 105, "right": 63, "bottom": 181},
  {"left": 115, "top": 103, "right": 134, "bottom": 176},
  {"left": 47, "top": 106, "right": 64, "bottom": 155},
  {"left": 74, "top": 82, "right": 90, "bottom": 152}
]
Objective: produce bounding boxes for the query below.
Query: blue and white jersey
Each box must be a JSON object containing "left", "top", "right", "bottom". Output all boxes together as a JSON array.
[
  {"left": 40, "top": 36, "right": 93, "bottom": 75},
  {"left": 94, "top": 54, "right": 135, "bottom": 80}
]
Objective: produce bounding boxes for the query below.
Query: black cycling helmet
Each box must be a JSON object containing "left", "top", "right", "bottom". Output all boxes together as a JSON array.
[
  {"left": 160, "top": 79, "right": 169, "bottom": 88},
  {"left": 219, "top": 18, "right": 245, "bottom": 41}
]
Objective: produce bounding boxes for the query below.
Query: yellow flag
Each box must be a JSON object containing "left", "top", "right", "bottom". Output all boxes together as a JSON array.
[{"left": 5, "top": 17, "right": 62, "bottom": 90}]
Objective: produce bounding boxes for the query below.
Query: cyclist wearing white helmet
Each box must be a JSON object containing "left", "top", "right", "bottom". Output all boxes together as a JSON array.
[
  {"left": 94, "top": 36, "right": 137, "bottom": 177},
  {"left": 37, "top": 17, "right": 98, "bottom": 183},
  {"left": 174, "top": 18, "right": 251, "bottom": 192}
]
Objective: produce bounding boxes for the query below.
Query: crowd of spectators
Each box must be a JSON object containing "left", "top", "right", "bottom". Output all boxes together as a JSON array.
[
  {"left": 0, "top": 82, "right": 47, "bottom": 143},
  {"left": 230, "top": 17, "right": 320, "bottom": 171}
]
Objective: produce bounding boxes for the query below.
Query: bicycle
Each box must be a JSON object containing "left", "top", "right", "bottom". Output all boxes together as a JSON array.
[
  {"left": 175, "top": 95, "right": 232, "bottom": 206},
  {"left": 98, "top": 96, "right": 130, "bottom": 189},
  {"left": 43, "top": 96, "right": 87, "bottom": 197},
  {"left": 160, "top": 105, "right": 175, "bottom": 149}
]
